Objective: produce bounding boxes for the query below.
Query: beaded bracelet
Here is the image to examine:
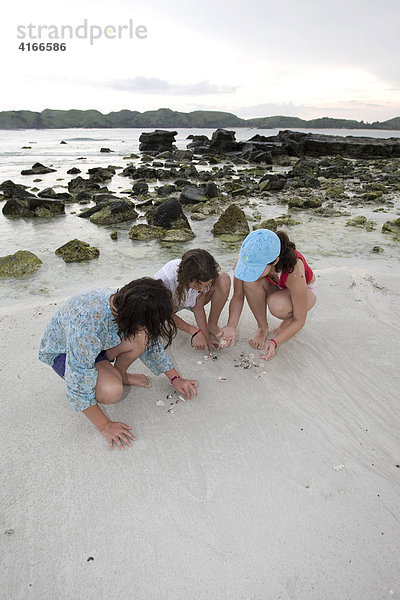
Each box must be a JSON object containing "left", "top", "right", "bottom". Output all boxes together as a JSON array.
[
  {"left": 170, "top": 375, "right": 180, "bottom": 385},
  {"left": 271, "top": 338, "right": 278, "bottom": 349},
  {"left": 190, "top": 329, "right": 201, "bottom": 347}
]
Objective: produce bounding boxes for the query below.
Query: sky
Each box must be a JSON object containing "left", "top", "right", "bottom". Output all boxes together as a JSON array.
[{"left": 2, "top": 0, "right": 400, "bottom": 122}]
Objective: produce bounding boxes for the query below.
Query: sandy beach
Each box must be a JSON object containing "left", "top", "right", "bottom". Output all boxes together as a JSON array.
[{"left": 1, "top": 261, "right": 399, "bottom": 600}]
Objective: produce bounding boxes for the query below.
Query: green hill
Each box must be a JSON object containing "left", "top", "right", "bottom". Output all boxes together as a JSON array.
[{"left": 0, "top": 108, "right": 399, "bottom": 130}]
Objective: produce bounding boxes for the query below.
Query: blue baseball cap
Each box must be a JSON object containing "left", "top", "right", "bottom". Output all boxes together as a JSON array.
[{"left": 234, "top": 229, "right": 281, "bottom": 282}]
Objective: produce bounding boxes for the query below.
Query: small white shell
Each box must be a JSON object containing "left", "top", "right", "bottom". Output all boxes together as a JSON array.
[
  {"left": 178, "top": 395, "right": 186, "bottom": 402},
  {"left": 219, "top": 338, "right": 228, "bottom": 348},
  {"left": 332, "top": 464, "right": 345, "bottom": 471},
  {"left": 156, "top": 399, "right": 165, "bottom": 407},
  {"left": 197, "top": 360, "right": 203, "bottom": 365},
  {"left": 218, "top": 376, "right": 227, "bottom": 380},
  {"left": 203, "top": 355, "right": 209, "bottom": 360}
]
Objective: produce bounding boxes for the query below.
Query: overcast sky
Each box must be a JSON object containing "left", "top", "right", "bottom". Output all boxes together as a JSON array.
[{"left": 2, "top": 0, "right": 400, "bottom": 121}]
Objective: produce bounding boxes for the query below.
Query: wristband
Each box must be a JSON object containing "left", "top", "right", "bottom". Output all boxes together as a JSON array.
[
  {"left": 170, "top": 375, "right": 180, "bottom": 385},
  {"left": 190, "top": 329, "right": 201, "bottom": 347},
  {"left": 271, "top": 338, "right": 278, "bottom": 349}
]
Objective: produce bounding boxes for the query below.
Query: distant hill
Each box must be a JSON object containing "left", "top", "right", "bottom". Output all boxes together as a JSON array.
[{"left": 0, "top": 108, "right": 399, "bottom": 130}]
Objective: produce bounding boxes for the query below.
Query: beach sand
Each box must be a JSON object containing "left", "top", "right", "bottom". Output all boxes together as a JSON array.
[{"left": 1, "top": 264, "right": 400, "bottom": 600}]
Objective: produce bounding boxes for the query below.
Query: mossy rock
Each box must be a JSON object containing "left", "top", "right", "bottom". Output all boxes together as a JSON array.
[
  {"left": 382, "top": 218, "right": 400, "bottom": 234},
  {"left": 360, "top": 191, "right": 384, "bottom": 203},
  {"left": 0, "top": 250, "right": 42, "bottom": 278},
  {"left": 345, "top": 215, "right": 376, "bottom": 231},
  {"left": 211, "top": 204, "right": 249, "bottom": 236},
  {"left": 288, "top": 197, "right": 322, "bottom": 209},
  {"left": 218, "top": 234, "right": 244, "bottom": 243},
  {"left": 190, "top": 213, "right": 207, "bottom": 221},
  {"left": 109, "top": 231, "right": 118, "bottom": 240},
  {"left": 34, "top": 207, "right": 54, "bottom": 218},
  {"left": 372, "top": 246, "right": 384, "bottom": 253},
  {"left": 128, "top": 224, "right": 164, "bottom": 240},
  {"left": 363, "top": 183, "right": 387, "bottom": 193},
  {"left": 55, "top": 239, "right": 100, "bottom": 263},
  {"left": 160, "top": 229, "right": 195, "bottom": 242}
]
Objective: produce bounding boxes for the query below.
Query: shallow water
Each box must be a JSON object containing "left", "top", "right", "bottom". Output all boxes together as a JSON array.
[{"left": 0, "top": 128, "right": 399, "bottom": 307}]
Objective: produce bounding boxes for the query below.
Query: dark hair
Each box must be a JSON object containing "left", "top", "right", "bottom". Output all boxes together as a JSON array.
[
  {"left": 112, "top": 277, "right": 176, "bottom": 347},
  {"left": 273, "top": 231, "right": 297, "bottom": 273},
  {"left": 176, "top": 249, "right": 220, "bottom": 306}
]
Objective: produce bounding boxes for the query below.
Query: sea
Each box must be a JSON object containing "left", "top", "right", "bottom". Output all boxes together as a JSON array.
[{"left": 1, "top": 127, "right": 399, "bottom": 307}]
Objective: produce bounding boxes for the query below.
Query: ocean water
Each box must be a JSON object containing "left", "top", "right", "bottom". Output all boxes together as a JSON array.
[{"left": 0, "top": 127, "right": 399, "bottom": 307}]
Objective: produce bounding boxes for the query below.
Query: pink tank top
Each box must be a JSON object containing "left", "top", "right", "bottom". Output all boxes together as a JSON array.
[{"left": 265, "top": 250, "right": 313, "bottom": 288}]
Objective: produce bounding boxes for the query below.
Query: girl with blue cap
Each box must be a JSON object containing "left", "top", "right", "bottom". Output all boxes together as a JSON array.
[{"left": 217, "top": 229, "right": 317, "bottom": 360}]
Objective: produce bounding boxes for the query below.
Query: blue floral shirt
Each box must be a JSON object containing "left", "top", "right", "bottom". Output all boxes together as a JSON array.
[{"left": 38, "top": 288, "right": 174, "bottom": 412}]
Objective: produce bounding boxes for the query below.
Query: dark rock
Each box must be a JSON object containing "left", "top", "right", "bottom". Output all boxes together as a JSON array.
[
  {"left": 288, "top": 158, "right": 319, "bottom": 178},
  {"left": 67, "top": 167, "right": 81, "bottom": 175},
  {"left": 68, "top": 176, "right": 101, "bottom": 195},
  {"left": 202, "top": 182, "right": 219, "bottom": 198},
  {"left": 139, "top": 130, "right": 177, "bottom": 153},
  {"left": 88, "top": 167, "right": 116, "bottom": 182},
  {"left": 110, "top": 231, "right": 118, "bottom": 240},
  {"left": 90, "top": 200, "right": 138, "bottom": 225},
  {"left": 147, "top": 198, "right": 192, "bottom": 231},
  {"left": 212, "top": 204, "right": 250, "bottom": 236},
  {"left": 132, "top": 181, "right": 149, "bottom": 195},
  {"left": 276, "top": 130, "right": 400, "bottom": 159},
  {"left": 100, "top": 148, "right": 113, "bottom": 153},
  {"left": 21, "top": 163, "right": 57, "bottom": 176},
  {"left": 0, "top": 180, "right": 36, "bottom": 200},
  {"left": 209, "top": 129, "right": 241, "bottom": 153},
  {"left": 55, "top": 239, "right": 100, "bottom": 262},
  {"left": 180, "top": 186, "right": 207, "bottom": 204},
  {"left": 174, "top": 179, "right": 191, "bottom": 188},
  {"left": 38, "top": 187, "right": 57, "bottom": 198},
  {"left": 60, "top": 141, "right": 67, "bottom": 144},
  {"left": 157, "top": 184, "right": 177, "bottom": 198},
  {"left": 259, "top": 174, "right": 286, "bottom": 191},
  {"left": 3, "top": 195, "right": 65, "bottom": 218},
  {"left": 0, "top": 250, "right": 42, "bottom": 278}
]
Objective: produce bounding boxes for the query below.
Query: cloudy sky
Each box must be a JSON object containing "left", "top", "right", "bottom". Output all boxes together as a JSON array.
[{"left": 2, "top": 0, "right": 400, "bottom": 121}]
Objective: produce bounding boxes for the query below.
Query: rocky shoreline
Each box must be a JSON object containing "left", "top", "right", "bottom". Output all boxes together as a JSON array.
[{"left": 1, "top": 128, "right": 399, "bottom": 278}]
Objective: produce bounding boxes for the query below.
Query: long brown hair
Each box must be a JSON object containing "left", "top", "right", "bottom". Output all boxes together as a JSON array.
[
  {"left": 113, "top": 277, "right": 177, "bottom": 347},
  {"left": 176, "top": 249, "right": 220, "bottom": 306},
  {"left": 273, "top": 231, "right": 297, "bottom": 273}
]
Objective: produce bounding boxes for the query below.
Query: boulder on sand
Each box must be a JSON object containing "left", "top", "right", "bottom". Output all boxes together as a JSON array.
[
  {"left": 211, "top": 204, "right": 250, "bottom": 236},
  {"left": 55, "top": 239, "right": 100, "bottom": 263},
  {"left": 0, "top": 250, "right": 42, "bottom": 278},
  {"left": 147, "top": 198, "right": 192, "bottom": 231}
]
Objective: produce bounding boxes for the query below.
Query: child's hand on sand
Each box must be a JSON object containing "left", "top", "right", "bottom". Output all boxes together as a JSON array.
[
  {"left": 258, "top": 340, "right": 276, "bottom": 362},
  {"left": 172, "top": 377, "right": 198, "bottom": 399},
  {"left": 192, "top": 331, "right": 218, "bottom": 355},
  {"left": 100, "top": 421, "right": 136, "bottom": 451},
  {"left": 216, "top": 326, "right": 236, "bottom": 348}
]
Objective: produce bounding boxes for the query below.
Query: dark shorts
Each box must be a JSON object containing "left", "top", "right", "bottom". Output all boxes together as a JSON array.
[{"left": 51, "top": 351, "right": 111, "bottom": 379}]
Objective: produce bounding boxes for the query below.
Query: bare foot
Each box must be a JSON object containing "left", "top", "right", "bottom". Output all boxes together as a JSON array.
[
  {"left": 119, "top": 372, "right": 151, "bottom": 387},
  {"left": 249, "top": 328, "right": 268, "bottom": 349},
  {"left": 271, "top": 320, "right": 292, "bottom": 337}
]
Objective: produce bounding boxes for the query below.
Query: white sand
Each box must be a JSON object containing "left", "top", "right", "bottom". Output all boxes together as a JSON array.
[{"left": 1, "top": 264, "right": 400, "bottom": 600}]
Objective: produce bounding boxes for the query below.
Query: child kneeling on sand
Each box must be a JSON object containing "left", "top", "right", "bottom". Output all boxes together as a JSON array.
[
  {"left": 218, "top": 229, "right": 317, "bottom": 360},
  {"left": 154, "top": 249, "right": 230, "bottom": 355},
  {"left": 39, "top": 278, "right": 197, "bottom": 450}
]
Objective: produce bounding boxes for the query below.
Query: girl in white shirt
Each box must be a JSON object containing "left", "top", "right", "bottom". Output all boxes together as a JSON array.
[{"left": 155, "top": 249, "right": 230, "bottom": 354}]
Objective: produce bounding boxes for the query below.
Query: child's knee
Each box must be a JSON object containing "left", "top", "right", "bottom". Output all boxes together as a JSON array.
[{"left": 96, "top": 378, "right": 123, "bottom": 404}]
